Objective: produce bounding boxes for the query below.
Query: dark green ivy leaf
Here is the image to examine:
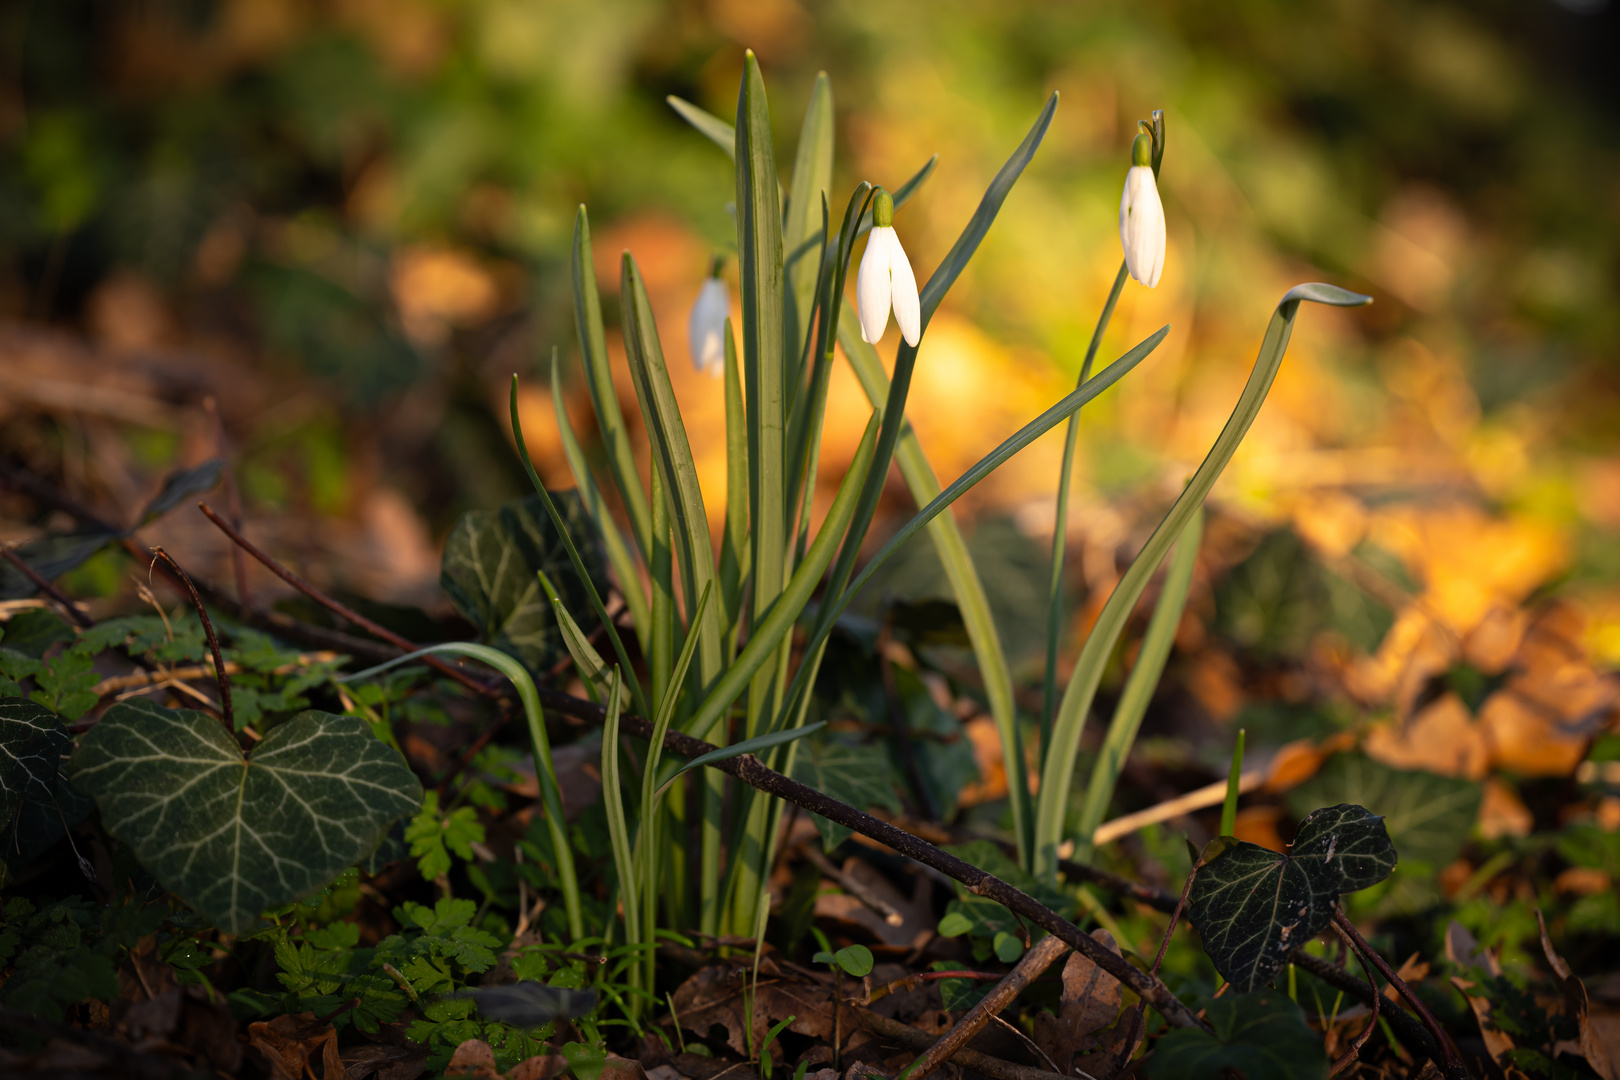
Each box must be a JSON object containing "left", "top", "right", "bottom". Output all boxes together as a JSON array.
[
  {"left": 1146, "top": 990, "right": 1325, "bottom": 1080},
  {"left": 439, "top": 492, "right": 607, "bottom": 674},
  {"left": 1187, "top": 803, "right": 1396, "bottom": 992},
  {"left": 790, "top": 736, "right": 900, "bottom": 850},
  {"left": 0, "top": 698, "right": 92, "bottom": 877},
  {"left": 67, "top": 700, "right": 422, "bottom": 933}
]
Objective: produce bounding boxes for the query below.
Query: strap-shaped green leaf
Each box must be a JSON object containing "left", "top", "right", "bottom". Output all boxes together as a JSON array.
[
  {"left": 1186, "top": 803, "right": 1395, "bottom": 993},
  {"left": 1034, "top": 283, "right": 1372, "bottom": 880},
  {"left": 619, "top": 254, "right": 723, "bottom": 690},
  {"left": 537, "top": 570, "right": 626, "bottom": 712},
  {"left": 572, "top": 206, "right": 653, "bottom": 563},
  {"left": 719, "top": 321, "right": 751, "bottom": 642},
  {"left": 667, "top": 94, "right": 738, "bottom": 160},
  {"left": 735, "top": 52, "right": 788, "bottom": 736},
  {"left": 685, "top": 411, "right": 880, "bottom": 742},
  {"left": 67, "top": 700, "right": 421, "bottom": 934},
  {"left": 665, "top": 721, "right": 827, "bottom": 787},
  {"left": 1071, "top": 508, "right": 1203, "bottom": 859},
  {"left": 783, "top": 72, "right": 834, "bottom": 376},
  {"left": 550, "top": 352, "right": 650, "bottom": 644}
]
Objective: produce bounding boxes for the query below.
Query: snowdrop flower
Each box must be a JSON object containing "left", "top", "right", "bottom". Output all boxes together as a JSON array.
[
  {"left": 856, "top": 189, "right": 920, "bottom": 347},
  {"left": 687, "top": 268, "right": 729, "bottom": 377},
  {"left": 1119, "top": 133, "right": 1166, "bottom": 289}
]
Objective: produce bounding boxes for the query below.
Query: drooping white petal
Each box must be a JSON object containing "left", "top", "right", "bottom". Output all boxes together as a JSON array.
[
  {"left": 1119, "top": 165, "right": 1166, "bottom": 289},
  {"left": 856, "top": 226, "right": 895, "bottom": 344},
  {"left": 687, "top": 278, "right": 729, "bottom": 376},
  {"left": 887, "top": 231, "right": 921, "bottom": 347}
]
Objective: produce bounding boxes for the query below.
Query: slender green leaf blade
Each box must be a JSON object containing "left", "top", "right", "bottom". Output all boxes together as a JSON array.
[
  {"left": 573, "top": 206, "right": 653, "bottom": 561},
  {"left": 1035, "top": 285, "right": 1373, "bottom": 880},
  {"left": 671, "top": 721, "right": 826, "bottom": 783},
  {"left": 620, "top": 255, "right": 723, "bottom": 687},
  {"left": 66, "top": 701, "right": 421, "bottom": 933},
  {"left": 784, "top": 72, "right": 834, "bottom": 368},
  {"left": 666, "top": 95, "right": 736, "bottom": 160}
]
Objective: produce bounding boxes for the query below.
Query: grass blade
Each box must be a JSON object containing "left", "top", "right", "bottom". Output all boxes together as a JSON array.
[
  {"left": 620, "top": 255, "right": 724, "bottom": 689},
  {"left": 1070, "top": 506, "right": 1202, "bottom": 861},
  {"left": 1221, "top": 727, "right": 1245, "bottom": 838},
  {"left": 720, "top": 320, "right": 751, "bottom": 646},
  {"left": 649, "top": 467, "right": 675, "bottom": 710},
  {"left": 667, "top": 95, "right": 736, "bottom": 159},
  {"left": 573, "top": 207, "right": 653, "bottom": 563},
  {"left": 1033, "top": 283, "right": 1373, "bottom": 880},
  {"left": 341, "top": 642, "right": 581, "bottom": 938},
  {"left": 551, "top": 351, "right": 650, "bottom": 643},
  {"left": 538, "top": 568, "right": 626, "bottom": 711}
]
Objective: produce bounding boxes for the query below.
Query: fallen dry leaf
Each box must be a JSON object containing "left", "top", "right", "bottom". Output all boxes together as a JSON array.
[
  {"left": 1445, "top": 921, "right": 1514, "bottom": 1067},
  {"left": 671, "top": 963, "right": 835, "bottom": 1056},
  {"left": 1364, "top": 692, "right": 1490, "bottom": 779},
  {"left": 446, "top": 1039, "right": 502, "bottom": 1079},
  {"left": 249, "top": 1012, "right": 349, "bottom": 1080},
  {"left": 509, "top": 1053, "right": 569, "bottom": 1080},
  {"left": 1539, "top": 910, "right": 1618, "bottom": 1080},
  {"left": 1032, "top": 928, "right": 1124, "bottom": 1076}
]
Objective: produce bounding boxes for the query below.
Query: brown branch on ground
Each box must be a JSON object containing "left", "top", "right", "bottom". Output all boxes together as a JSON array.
[
  {"left": 532, "top": 685, "right": 1204, "bottom": 1033},
  {"left": 852, "top": 1007, "right": 1068, "bottom": 1080},
  {"left": 908, "top": 932, "right": 1070, "bottom": 1080}
]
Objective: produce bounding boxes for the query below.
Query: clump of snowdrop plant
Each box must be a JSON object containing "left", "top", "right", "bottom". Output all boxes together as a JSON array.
[
  {"left": 1119, "top": 132, "right": 1166, "bottom": 288},
  {"left": 856, "top": 188, "right": 920, "bottom": 346}
]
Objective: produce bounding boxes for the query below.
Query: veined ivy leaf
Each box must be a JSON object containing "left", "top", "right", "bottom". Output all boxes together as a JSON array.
[
  {"left": 66, "top": 700, "right": 422, "bottom": 934},
  {"left": 440, "top": 492, "right": 607, "bottom": 673},
  {"left": 1146, "top": 991, "right": 1325, "bottom": 1080},
  {"left": 0, "top": 698, "right": 92, "bottom": 874},
  {"left": 791, "top": 736, "right": 900, "bottom": 850},
  {"left": 1187, "top": 803, "right": 1395, "bottom": 992},
  {"left": 890, "top": 666, "right": 978, "bottom": 820},
  {"left": 1286, "top": 753, "right": 1480, "bottom": 869}
]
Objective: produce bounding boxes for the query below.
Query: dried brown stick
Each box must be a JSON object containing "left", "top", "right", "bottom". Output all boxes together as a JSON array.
[
  {"left": 0, "top": 544, "right": 94, "bottom": 628},
  {"left": 1332, "top": 909, "right": 1465, "bottom": 1079},
  {"left": 148, "top": 547, "right": 234, "bottom": 732},
  {"left": 801, "top": 843, "right": 904, "bottom": 927},
  {"left": 534, "top": 685, "right": 1204, "bottom": 1032},
  {"left": 197, "top": 502, "right": 499, "bottom": 698},
  {"left": 1329, "top": 920, "right": 1382, "bottom": 1078},
  {"left": 852, "top": 1008, "right": 1069, "bottom": 1080},
  {"left": 908, "top": 933, "right": 1070, "bottom": 1080}
]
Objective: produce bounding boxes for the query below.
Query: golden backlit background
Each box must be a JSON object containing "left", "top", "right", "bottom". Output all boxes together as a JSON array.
[{"left": 3, "top": 0, "right": 1619, "bottom": 829}]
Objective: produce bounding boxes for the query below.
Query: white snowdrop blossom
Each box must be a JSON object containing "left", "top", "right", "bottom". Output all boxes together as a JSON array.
[
  {"left": 687, "top": 275, "right": 729, "bottom": 376},
  {"left": 856, "top": 189, "right": 920, "bottom": 347},
  {"left": 1119, "top": 134, "right": 1166, "bottom": 289}
]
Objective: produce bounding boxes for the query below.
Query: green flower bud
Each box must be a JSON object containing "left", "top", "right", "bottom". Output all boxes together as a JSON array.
[{"left": 873, "top": 188, "right": 894, "bottom": 228}]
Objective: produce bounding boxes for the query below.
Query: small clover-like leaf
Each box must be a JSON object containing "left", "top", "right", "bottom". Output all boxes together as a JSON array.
[
  {"left": 66, "top": 700, "right": 422, "bottom": 934},
  {"left": 834, "top": 944, "right": 873, "bottom": 977},
  {"left": 1187, "top": 803, "right": 1395, "bottom": 992}
]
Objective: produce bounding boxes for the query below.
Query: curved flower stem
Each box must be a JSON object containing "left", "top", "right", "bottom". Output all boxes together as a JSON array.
[{"left": 148, "top": 547, "right": 233, "bottom": 733}]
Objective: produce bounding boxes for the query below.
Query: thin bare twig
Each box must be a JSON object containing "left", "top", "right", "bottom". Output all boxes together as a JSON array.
[
  {"left": 197, "top": 502, "right": 500, "bottom": 698},
  {"left": 148, "top": 547, "right": 233, "bottom": 732},
  {"left": 0, "top": 544, "right": 94, "bottom": 628},
  {"left": 1331, "top": 909, "right": 1465, "bottom": 1080},
  {"left": 852, "top": 1007, "right": 1069, "bottom": 1080},
  {"left": 802, "top": 843, "right": 904, "bottom": 927},
  {"left": 908, "top": 931, "right": 1070, "bottom": 1080},
  {"left": 1328, "top": 920, "right": 1382, "bottom": 1078}
]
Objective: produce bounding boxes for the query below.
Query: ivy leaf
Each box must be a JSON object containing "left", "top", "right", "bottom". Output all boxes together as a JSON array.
[
  {"left": 1146, "top": 990, "right": 1325, "bottom": 1080},
  {"left": 439, "top": 492, "right": 607, "bottom": 674},
  {"left": 1286, "top": 754, "right": 1480, "bottom": 869},
  {"left": 790, "top": 736, "right": 900, "bottom": 850},
  {"left": 0, "top": 698, "right": 92, "bottom": 875},
  {"left": 66, "top": 700, "right": 422, "bottom": 933},
  {"left": 1187, "top": 803, "right": 1396, "bottom": 992}
]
